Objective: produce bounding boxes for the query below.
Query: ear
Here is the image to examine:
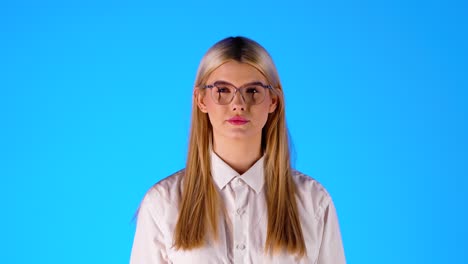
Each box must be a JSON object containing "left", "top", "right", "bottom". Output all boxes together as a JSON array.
[
  {"left": 195, "top": 87, "right": 208, "bottom": 113},
  {"left": 268, "top": 94, "right": 278, "bottom": 113}
]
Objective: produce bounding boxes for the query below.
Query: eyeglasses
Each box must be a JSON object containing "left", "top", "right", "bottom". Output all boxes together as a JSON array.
[{"left": 203, "top": 81, "right": 273, "bottom": 105}]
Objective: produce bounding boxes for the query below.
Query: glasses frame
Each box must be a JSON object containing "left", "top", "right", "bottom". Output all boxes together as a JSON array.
[{"left": 203, "top": 81, "right": 273, "bottom": 105}]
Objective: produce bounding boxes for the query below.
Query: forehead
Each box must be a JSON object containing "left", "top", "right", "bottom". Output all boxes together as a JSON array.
[{"left": 206, "top": 60, "right": 267, "bottom": 85}]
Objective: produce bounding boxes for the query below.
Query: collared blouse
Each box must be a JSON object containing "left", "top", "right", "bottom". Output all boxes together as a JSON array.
[{"left": 130, "top": 152, "right": 346, "bottom": 264}]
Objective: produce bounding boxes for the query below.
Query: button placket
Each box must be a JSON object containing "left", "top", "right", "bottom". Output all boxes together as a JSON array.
[{"left": 233, "top": 178, "right": 248, "bottom": 263}]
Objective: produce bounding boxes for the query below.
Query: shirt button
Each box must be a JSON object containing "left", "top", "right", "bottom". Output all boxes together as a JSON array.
[
  {"left": 236, "top": 244, "right": 246, "bottom": 250},
  {"left": 236, "top": 208, "right": 244, "bottom": 215}
]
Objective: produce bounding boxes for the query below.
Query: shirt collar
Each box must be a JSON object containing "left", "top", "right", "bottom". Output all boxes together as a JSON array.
[{"left": 210, "top": 150, "right": 265, "bottom": 194}]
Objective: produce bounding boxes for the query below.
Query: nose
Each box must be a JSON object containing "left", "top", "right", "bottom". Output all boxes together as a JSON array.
[{"left": 231, "top": 89, "right": 245, "bottom": 111}]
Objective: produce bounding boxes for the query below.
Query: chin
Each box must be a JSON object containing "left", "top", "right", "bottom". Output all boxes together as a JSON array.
[
  {"left": 213, "top": 126, "right": 261, "bottom": 142},
  {"left": 225, "top": 130, "right": 261, "bottom": 141},
  {"left": 227, "top": 132, "right": 251, "bottom": 140}
]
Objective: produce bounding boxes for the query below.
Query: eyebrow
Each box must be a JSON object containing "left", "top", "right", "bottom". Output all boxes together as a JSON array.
[{"left": 214, "top": 80, "right": 266, "bottom": 86}]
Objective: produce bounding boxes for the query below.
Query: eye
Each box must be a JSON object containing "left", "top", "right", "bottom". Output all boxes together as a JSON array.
[
  {"left": 216, "top": 86, "right": 231, "bottom": 93},
  {"left": 245, "top": 86, "right": 260, "bottom": 93}
]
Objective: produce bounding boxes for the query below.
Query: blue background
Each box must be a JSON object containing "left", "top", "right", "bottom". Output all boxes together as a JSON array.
[{"left": 1, "top": 0, "right": 467, "bottom": 263}]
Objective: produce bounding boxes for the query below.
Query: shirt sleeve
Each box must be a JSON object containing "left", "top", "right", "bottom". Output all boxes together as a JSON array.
[
  {"left": 317, "top": 199, "right": 346, "bottom": 264},
  {"left": 130, "top": 193, "right": 170, "bottom": 264}
]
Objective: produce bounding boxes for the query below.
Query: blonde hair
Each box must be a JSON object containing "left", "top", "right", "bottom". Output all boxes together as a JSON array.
[{"left": 174, "top": 36, "right": 305, "bottom": 256}]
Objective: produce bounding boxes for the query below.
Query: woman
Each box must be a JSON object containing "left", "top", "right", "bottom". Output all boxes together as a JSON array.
[{"left": 130, "top": 36, "right": 346, "bottom": 263}]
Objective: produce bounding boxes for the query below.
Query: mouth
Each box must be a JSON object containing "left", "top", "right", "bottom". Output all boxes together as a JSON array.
[{"left": 227, "top": 116, "right": 249, "bottom": 125}]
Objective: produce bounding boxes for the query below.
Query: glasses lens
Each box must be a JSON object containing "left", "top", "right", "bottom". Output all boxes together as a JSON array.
[
  {"left": 212, "top": 83, "right": 235, "bottom": 104},
  {"left": 240, "top": 84, "right": 266, "bottom": 105}
]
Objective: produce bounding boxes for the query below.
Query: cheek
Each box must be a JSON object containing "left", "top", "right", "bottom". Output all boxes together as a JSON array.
[
  {"left": 203, "top": 96, "right": 217, "bottom": 113},
  {"left": 205, "top": 104, "right": 226, "bottom": 124},
  {"left": 204, "top": 92, "right": 222, "bottom": 110},
  {"left": 255, "top": 105, "right": 272, "bottom": 125}
]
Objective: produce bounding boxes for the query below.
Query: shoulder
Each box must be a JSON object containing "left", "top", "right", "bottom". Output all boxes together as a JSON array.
[
  {"left": 291, "top": 169, "right": 329, "bottom": 196},
  {"left": 141, "top": 169, "right": 185, "bottom": 209},
  {"left": 136, "top": 170, "right": 185, "bottom": 236},
  {"left": 291, "top": 169, "right": 333, "bottom": 220}
]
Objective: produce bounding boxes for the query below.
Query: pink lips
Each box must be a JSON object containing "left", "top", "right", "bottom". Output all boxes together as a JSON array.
[{"left": 227, "top": 116, "right": 249, "bottom": 125}]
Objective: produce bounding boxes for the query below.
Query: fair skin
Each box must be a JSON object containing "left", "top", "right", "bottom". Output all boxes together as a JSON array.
[{"left": 196, "top": 60, "right": 277, "bottom": 174}]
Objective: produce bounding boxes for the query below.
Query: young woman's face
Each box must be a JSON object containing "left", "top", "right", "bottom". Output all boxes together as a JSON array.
[{"left": 197, "top": 60, "right": 277, "bottom": 143}]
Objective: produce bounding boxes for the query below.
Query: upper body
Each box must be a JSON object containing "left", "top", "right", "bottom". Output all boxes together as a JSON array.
[
  {"left": 130, "top": 36, "right": 346, "bottom": 264},
  {"left": 130, "top": 151, "right": 346, "bottom": 264}
]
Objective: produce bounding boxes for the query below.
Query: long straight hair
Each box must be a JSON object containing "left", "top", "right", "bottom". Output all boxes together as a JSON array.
[{"left": 174, "top": 36, "right": 305, "bottom": 256}]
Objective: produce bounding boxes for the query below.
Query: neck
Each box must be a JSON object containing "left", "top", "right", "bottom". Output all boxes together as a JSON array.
[{"left": 212, "top": 136, "right": 262, "bottom": 175}]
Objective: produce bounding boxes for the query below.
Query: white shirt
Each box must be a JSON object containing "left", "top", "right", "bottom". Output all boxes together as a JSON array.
[{"left": 130, "top": 152, "right": 346, "bottom": 264}]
